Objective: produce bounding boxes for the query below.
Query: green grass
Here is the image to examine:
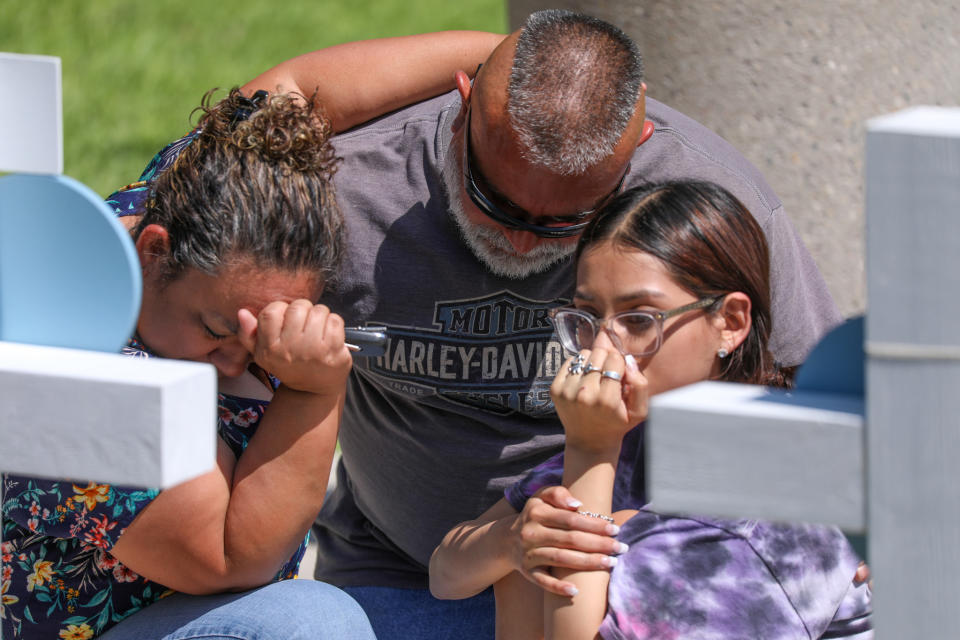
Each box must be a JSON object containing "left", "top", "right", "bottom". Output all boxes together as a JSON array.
[{"left": 2, "top": 0, "right": 506, "bottom": 196}]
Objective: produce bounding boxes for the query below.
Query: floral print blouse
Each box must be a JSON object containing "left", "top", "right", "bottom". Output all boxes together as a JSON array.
[{"left": 1, "top": 340, "right": 307, "bottom": 639}]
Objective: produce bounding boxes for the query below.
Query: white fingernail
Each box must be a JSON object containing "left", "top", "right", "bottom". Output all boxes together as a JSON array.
[
  {"left": 603, "top": 556, "right": 619, "bottom": 568},
  {"left": 567, "top": 498, "right": 583, "bottom": 508},
  {"left": 606, "top": 524, "right": 620, "bottom": 536},
  {"left": 564, "top": 585, "right": 579, "bottom": 597},
  {"left": 624, "top": 354, "right": 638, "bottom": 372},
  {"left": 615, "top": 542, "right": 630, "bottom": 554}
]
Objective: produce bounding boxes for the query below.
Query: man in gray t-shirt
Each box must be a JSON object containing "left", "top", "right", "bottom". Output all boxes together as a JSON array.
[{"left": 313, "top": 9, "right": 841, "bottom": 638}]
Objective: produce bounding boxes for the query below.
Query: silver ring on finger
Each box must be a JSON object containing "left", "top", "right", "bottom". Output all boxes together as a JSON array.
[
  {"left": 568, "top": 353, "right": 586, "bottom": 375},
  {"left": 582, "top": 363, "right": 602, "bottom": 375},
  {"left": 600, "top": 370, "right": 623, "bottom": 382}
]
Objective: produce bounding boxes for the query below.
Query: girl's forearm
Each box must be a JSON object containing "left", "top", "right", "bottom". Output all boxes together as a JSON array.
[{"left": 546, "top": 445, "right": 620, "bottom": 640}]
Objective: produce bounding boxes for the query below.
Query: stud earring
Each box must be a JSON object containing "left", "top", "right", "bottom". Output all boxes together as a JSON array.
[{"left": 717, "top": 347, "right": 729, "bottom": 359}]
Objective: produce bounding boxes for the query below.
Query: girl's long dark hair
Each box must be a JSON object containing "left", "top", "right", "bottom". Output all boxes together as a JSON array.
[{"left": 577, "top": 180, "right": 789, "bottom": 387}]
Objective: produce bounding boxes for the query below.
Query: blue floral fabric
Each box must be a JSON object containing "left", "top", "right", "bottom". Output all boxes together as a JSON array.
[
  {"left": 1, "top": 339, "right": 307, "bottom": 639},
  {"left": 506, "top": 424, "right": 873, "bottom": 640},
  {"left": 104, "top": 130, "right": 198, "bottom": 219}
]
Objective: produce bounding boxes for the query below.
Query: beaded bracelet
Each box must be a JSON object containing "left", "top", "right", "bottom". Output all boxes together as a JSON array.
[{"left": 577, "top": 510, "right": 615, "bottom": 524}]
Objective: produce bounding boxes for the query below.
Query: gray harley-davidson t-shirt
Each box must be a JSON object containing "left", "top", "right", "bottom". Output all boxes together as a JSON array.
[
  {"left": 312, "top": 90, "right": 842, "bottom": 586},
  {"left": 108, "top": 90, "right": 841, "bottom": 588}
]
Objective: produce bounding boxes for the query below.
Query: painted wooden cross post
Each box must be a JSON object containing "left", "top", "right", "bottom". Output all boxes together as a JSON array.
[
  {"left": 0, "top": 53, "right": 217, "bottom": 638},
  {"left": 646, "top": 106, "right": 960, "bottom": 637}
]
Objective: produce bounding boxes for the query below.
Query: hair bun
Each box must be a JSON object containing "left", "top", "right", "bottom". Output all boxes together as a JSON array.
[{"left": 195, "top": 87, "right": 338, "bottom": 176}]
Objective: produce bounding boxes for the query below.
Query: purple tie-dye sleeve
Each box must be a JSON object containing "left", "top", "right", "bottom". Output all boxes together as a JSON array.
[
  {"left": 599, "top": 513, "right": 873, "bottom": 640},
  {"left": 501, "top": 425, "right": 871, "bottom": 639},
  {"left": 504, "top": 451, "right": 566, "bottom": 512},
  {"left": 504, "top": 426, "right": 646, "bottom": 513}
]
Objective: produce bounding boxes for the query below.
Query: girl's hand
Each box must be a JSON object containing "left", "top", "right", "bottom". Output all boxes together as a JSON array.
[
  {"left": 237, "top": 300, "right": 352, "bottom": 395},
  {"left": 551, "top": 348, "right": 648, "bottom": 453},
  {"left": 510, "top": 486, "right": 626, "bottom": 597}
]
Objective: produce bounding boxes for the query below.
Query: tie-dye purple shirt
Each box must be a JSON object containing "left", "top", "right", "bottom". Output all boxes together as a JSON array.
[{"left": 505, "top": 425, "right": 873, "bottom": 639}]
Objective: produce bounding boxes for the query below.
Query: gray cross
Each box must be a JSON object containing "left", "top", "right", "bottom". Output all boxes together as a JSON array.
[{"left": 648, "top": 106, "right": 960, "bottom": 638}]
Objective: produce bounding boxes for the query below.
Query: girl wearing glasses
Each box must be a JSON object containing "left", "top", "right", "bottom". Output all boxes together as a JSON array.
[{"left": 429, "top": 181, "right": 872, "bottom": 639}]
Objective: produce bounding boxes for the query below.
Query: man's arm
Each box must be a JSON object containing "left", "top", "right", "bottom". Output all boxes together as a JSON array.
[{"left": 242, "top": 31, "right": 505, "bottom": 132}]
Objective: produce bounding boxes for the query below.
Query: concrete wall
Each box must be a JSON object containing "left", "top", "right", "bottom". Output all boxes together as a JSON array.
[{"left": 507, "top": 1, "right": 960, "bottom": 317}]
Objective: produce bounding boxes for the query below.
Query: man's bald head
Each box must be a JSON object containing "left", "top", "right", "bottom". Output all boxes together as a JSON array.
[{"left": 494, "top": 10, "right": 645, "bottom": 176}]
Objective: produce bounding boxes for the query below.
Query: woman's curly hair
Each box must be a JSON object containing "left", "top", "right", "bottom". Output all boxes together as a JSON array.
[{"left": 134, "top": 87, "right": 343, "bottom": 290}]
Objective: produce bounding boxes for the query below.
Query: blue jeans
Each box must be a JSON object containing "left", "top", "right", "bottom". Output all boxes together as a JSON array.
[
  {"left": 99, "top": 580, "right": 376, "bottom": 640},
  {"left": 343, "top": 586, "right": 494, "bottom": 640}
]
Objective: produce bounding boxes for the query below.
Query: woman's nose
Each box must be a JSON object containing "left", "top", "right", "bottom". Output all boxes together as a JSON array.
[{"left": 592, "top": 326, "right": 619, "bottom": 351}]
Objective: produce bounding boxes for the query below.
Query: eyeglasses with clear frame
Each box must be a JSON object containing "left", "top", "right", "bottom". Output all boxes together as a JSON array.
[
  {"left": 548, "top": 296, "right": 722, "bottom": 357},
  {"left": 462, "top": 105, "right": 626, "bottom": 239}
]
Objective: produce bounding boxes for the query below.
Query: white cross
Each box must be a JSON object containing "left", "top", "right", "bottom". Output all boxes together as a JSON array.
[
  {"left": 0, "top": 53, "right": 216, "bottom": 639},
  {"left": 647, "top": 106, "right": 960, "bottom": 637}
]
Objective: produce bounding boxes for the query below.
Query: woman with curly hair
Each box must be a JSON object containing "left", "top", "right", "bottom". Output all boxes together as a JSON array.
[{"left": 1, "top": 32, "right": 502, "bottom": 640}]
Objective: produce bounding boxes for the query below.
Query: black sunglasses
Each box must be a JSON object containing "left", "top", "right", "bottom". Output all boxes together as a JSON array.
[{"left": 462, "top": 106, "right": 625, "bottom": 239}]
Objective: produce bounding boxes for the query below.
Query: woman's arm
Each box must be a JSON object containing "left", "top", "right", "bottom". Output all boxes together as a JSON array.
[
  {"left": 110, "top": 300, "right": 351, "bottom": 594},
  {"left": 242, "top": 31, "right": 505, "bottom": 132}
]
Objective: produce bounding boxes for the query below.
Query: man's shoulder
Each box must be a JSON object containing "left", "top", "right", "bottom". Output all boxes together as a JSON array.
[
  {"left": 333, "top": 90, "right": 459, "bottom": 146},
  {"left": 644, "top": 97, "right": 749, "bottom": 161},
  {"left": 328, "top": 91, "right": 457, "bottom": 225},
  {"left": 636, "top": 97, "right": 782, "bottom": 218}
]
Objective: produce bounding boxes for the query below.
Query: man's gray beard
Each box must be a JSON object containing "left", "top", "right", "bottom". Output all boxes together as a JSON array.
[{"left": 440, "top": 142, "right": 574, "bottom": 280}]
